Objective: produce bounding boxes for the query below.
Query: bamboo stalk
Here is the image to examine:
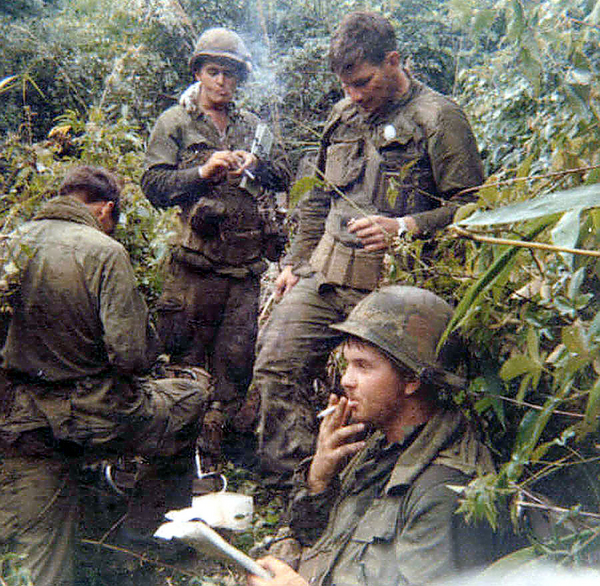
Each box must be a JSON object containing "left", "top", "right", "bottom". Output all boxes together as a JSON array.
[{"left": 451, "top": 225, "right": 600, "bottom": 258}]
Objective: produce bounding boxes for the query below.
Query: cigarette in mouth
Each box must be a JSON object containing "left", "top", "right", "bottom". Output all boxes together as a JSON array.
[{"left": 316, "top": 405, "right": 337, "bottom": 420}]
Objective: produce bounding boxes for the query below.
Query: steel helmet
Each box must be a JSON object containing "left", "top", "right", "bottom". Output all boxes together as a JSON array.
[
  {"left": 189, "top": 28, "right": 252, "bottom": 81},
  {"left": 331, "top": 285, "right": 465, "bottom": 388}
]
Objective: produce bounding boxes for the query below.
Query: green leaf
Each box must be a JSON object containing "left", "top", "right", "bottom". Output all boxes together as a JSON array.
[
  {"left": 506, "top": 0, "right": 526, "bottom": 41},
  {"left": 386, "top": 182, "right": 399, "bottom": 210},
  {"left": 499, "top": 354, "right": 536, "bottom": 382},
  {"left": 0, "top": 75, "right": 18, "bottom": 93},
  {"left": 471, "top": 8, "right": 497, "bottom": 34},
  {"left": 562, "top": 322, "right": 588, "bottom": 358},
  {"left": 583, "top": 377, "right": 600, "bottom": 432},
  {"left": 587, "top": 1, "right": 600, "bottom": 26},
  {"left": 551, "top": 209, "right": 581, "bottom": 269},
  {"left": 438, "top": 218, "right": 553, "bottom": 350},
  {"left": 567, "top": 267, "right": 586, "bottom": 301},
  {"left": 515, "top": 395, "right": 562, "bottom": 460},
  {"left": 530, "top": 438, "right": 554, "bottom": 464},
  {"left": 456, "top": 183, "right": 600, "bottom": 227},
  {"left": 479, "top": 550, "right": 546, "bottom": 576},
  {"left": 519, "top": 46, "right": 542, "bottom": 94},
  {"left": 288, "top": 176, "right": 323, "bottom": 209},
  {"left": 514, "top": 409, "right": 539, "bottom": 455},
  {"left": 588, "top": 310, "right": 600, "bottom": 340}
]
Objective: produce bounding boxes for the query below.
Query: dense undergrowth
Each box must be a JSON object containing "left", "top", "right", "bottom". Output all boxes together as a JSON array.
[{"left": 1, "top": 0, "right": 600, "bottom": 583}]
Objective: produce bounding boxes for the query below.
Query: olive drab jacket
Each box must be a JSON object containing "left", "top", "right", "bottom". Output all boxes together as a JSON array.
[
  {"left": 288, "top": 74, "right": 485, "bottom": 291},
  {"left": 0, "top": 196, "right": 165, "bottom": 448},
  {"left": 141, "top": 83, "right": 290, "bottom": 274},
  {"left": 290, "top": 410, "right": 500, "bottom": 586}
]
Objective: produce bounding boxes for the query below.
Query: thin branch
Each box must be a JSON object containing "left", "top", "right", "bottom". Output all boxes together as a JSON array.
[
  {"left": 456, "top": 164, "right": 600, "bottom": 197},
  {"left": 305, "top": 160, "right": 396, "bottom": 240},
  {"left": 258, "top": 290, "right": 276, "bottom": 325},
  {"left": 451, "top": 225, "right": 600, "bottom": 258},
  {"left": 80, "top": 539, "right": 200, "bottom": 579},
  {"left": 470, "top": 391, "right": 587, "bottom": 419},
  {"left": 566, "top": 17, "right": 600, "bottom": 31},
  {"left": 515, "top": 500, "right": 600, "bottom": 521}
]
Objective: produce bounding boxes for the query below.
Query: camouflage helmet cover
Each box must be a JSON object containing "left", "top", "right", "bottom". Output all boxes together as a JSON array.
[
  {"left": 190, "top": 28, "right": 252, "bottom": 80},
  {"left": 331, "top": 285, "right": 463, "bottom": 386}
]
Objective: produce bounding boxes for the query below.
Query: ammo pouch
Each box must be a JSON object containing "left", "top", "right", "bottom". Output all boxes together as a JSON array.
[
  {"left": 189, "top": 197, "right": 227, "bottom": 239},
  {"left": 310, "top": 231, "right": 384, "bottom": 291}
]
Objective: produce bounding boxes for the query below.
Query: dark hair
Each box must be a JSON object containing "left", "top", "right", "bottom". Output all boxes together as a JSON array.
[
  {"left": 58, "top": 165, "right": 122, "bottom": 223},
  {"left": 343, "top": 336, "right": 416, "bottom": 381},
  {"left": 329, "top": 11, "right": 398, "bottom": 76},
  {"left": 192, "top": 56, "right": 249, "bottom": 84}
]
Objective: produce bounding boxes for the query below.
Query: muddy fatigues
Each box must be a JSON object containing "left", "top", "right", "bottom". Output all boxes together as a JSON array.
[
  {"left": 141, "top": 85, "right": 289, "bottom": 422},
  {"left": 290, "top": 410, "right": 499, "bottom": 586},
  {"left": 0, "top": 197, "right": 209, "bottom": 586},
  {"left": 254, "top": 75, "right": 484, "bottom": 477}
]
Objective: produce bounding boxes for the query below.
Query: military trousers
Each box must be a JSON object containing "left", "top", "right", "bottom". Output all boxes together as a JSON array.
[
  {"left": 0, "top": 375, "right": 209, "bottom": 586},
  {"left": 157, "top": 256, "right": 260, "bottom": 419},
  {"left": 253, "top": 273, "right": 367, "bottom": 478}
]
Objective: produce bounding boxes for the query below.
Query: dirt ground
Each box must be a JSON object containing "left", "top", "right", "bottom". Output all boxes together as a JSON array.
[{"left": 73, "top": 433, "right": 291, "bottom": 586}]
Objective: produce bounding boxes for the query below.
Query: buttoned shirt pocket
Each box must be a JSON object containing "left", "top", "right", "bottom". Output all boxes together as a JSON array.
[
  {"left": 331, "top": 498, "right": 407, "bottom": 586},
  {"left": 323, "top": 140, "right": 365, "bottom": 190}
]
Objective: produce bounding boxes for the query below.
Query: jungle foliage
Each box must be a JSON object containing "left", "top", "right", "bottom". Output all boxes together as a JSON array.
[{"left": 1, "top": 0, "right": 600, "bottom": 582}]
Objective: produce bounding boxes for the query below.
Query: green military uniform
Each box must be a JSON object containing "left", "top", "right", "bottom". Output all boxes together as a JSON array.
[
  {"left": 290, "top": 410, "right": 498, "bottom": 586},
  {"left": 0, "top": 196, "right": 210, "bottom": 586},
  {"left": 141, "top": 85, "right": 289, "bottom": 423},
  {"left": 253, "top": 74, "right": 485, "bottom": 478}
]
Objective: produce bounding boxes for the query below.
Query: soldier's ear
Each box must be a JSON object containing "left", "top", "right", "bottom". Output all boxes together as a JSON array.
[
  {"left": 384, "top": 51, "right": 401, "bottom": 69},
  {"left": 403, "top": 379, "right": 421, "bottom": 397},
  {"left": 94, "top": 200, "right": 116, "bottom": 234},
  {"left": 99, "top": 200, "right": 114, "bottom": 219}
]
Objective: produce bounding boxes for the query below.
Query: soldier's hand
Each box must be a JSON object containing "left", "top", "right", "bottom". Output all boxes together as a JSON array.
[
  {"left": 347, "top": 215, "right": 417, "bottom": 251},
  {"left": 199, "top": 150, "right": 247, "bottom": 182},
  {"left": 307, "top": 394, "right": 365, "bottom": 495},
  {"left": 274, "top": 265, "right": 299, "bottom": 300},
  {"left": 247, "top": 557, "right": 307, "bottom": 586},
  {"left": 230, "top": 150, "right": 258, "bottom": 176}
]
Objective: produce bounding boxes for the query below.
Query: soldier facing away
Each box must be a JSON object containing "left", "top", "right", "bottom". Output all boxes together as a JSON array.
[
  {"left": 141, "top": 27, "right": 290, "bottom": 469},
  {"left": 0, "top": 166, "right": 211, "bottom": 586},
  {"left": 252, "top": 11, "right": 485, "bottom": 481},
  {"left": 248, "top": 285, "right": 506, "bottom": 586}
]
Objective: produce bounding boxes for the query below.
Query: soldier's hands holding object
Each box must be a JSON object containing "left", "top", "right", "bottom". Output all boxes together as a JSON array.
[
  {"left": 274, "top": 265, "right": 300, "bottom": 300},
  {"left": 198, "top": 150, "right": 258, "bottom": 181},
  {"left": 347, "top": 215, "right": 418, "bottom": 251},
  {"left": 231, "top": 150, "right": 258, "bottom": 174},
  {"left": 247, "top": 556, "right": 308, "bottom": 586},
  {"left": 308, "top": 394, "right": 365, "bottom": 495}
]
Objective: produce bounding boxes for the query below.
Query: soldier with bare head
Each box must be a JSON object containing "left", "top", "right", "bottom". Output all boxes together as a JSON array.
[
  {"left": 252, "top": 11, "right": 485, "bottom": 481},
  {"left": 0, "top": 165, "right": 211, "bottom": 585}
]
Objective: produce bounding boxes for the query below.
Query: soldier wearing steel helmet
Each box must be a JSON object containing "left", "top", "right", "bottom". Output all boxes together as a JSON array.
[
  {"left": 247, "top": 285, "right": 506, "bottom": 586},
  {"left": 141, "top": 27, "right": 290, "bottom": 468}
]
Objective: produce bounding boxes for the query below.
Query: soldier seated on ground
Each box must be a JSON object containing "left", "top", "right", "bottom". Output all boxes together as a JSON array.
[
  {"left": 0, "top": 165, "right": 211, "bottom": 586},
  {"left": 249, "top": 285, "right": 508, "bottom": 586}
]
